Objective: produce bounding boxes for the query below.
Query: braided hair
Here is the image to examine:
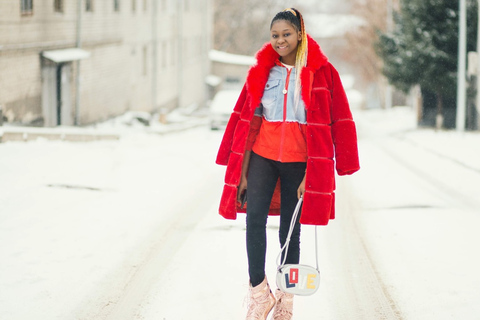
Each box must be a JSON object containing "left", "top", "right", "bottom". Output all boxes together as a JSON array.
[
  {"left": 270, "top": 8, "right": 301, "bottom": 33},
  {"left": 271, "top": 8, "right": 308, "bottom": 111}
]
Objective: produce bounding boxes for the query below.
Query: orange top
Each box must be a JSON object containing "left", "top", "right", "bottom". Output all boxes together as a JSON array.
[{"left": 245, "top": 61, "right": 307, "bottom": 162}]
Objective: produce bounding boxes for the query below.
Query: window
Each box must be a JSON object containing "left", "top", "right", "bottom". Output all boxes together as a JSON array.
[
  {"left": 86, "top": 0, "right": 93, "bottom": 12},
  {"left": 171, "top": 39, "right": 176, "bottom": 66},
  {"left": 54, "top": 0, "right": 64, "bottom": 13},
  {"left": 114, "top": 0, "right": 120, "bottom": 12},
  {"left": 143, "top": 46, "right": 148, "bottom": 76},
  {"left": 162, "top": 41, "right": 167, "bottom": 68},
  {"left": 183, "top": 38, "right": 189, "bottom": 62},
  {"left": 21, "top": 0, "right": 33, "bottom": 15},
  {"left": 131, "top": 0, "right": 136, "bottom": 12}
]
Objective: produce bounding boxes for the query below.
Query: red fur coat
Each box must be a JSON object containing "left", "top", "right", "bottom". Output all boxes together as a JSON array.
[{"left": 216, "top": 35, "right": 360, "bottom": 225}]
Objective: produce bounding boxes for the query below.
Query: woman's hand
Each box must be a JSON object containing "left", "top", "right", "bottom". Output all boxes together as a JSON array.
[
  {"left": 237, "top": 150, "right": 252, "bottom": 206},
  {"left": 297, "top": 174, "right": 306, "bottom": 199},
  {"left": 237, "top": 175, "right": 248, "bottom": 205}
]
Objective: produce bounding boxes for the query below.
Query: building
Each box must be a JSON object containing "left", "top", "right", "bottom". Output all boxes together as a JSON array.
[{"left": 0, "top": 0, "right": 212, "bottom": 126}]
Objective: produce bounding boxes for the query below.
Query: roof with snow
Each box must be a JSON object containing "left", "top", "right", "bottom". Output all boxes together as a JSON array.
[{"left": 209, "top": 50, "right": 256, "bottom": 66}]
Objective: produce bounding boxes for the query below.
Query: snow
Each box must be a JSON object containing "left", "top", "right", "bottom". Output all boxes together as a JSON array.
[
  {"left": 42, "top": 48, "right": 91, "bottom": 63},
  {"left": 1, "top": 105, "right": 480, "bottom": 319},
  {"left": 342, "top": 74, "right": 365, "bottom": 109},
  {"left": 209, "top": 49, "right": 256, "bottom": 66},
  {"left": 351, "top": 107, "right": 480, "bottom": 319},
  {"left": 209, "top": 89, "right": 242, "bottom": 114},
  {"left": 0, "top": 119, "right": 216, "bottom": 319},
  {"left": 205, "top": 74, "right": 222, "bottom": 87}
]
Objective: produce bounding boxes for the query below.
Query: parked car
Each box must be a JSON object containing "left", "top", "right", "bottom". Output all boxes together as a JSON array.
[{"left": 209, "top": 89, "right": 241, "bottom": 130}]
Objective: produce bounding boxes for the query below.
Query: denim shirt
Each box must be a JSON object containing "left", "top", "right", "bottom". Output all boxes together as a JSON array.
[{"left": 255, "top": 65, "right": 306, "bottom": 123}]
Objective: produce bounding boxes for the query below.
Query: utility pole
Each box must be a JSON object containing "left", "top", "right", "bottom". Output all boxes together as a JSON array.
[
  {"left": 385, "top": 0, "right": 393, "bottom": 109},
  {"left": 202, "top": 0, "right": 211, "bottom": 108},
  {"left": 152, "top": 0, "right": 158, "bottom": 113},
  {"left": 177, "top": 0, "right": 184, "bottom": 110},
  {"left": 456, "top": 0, "right": 467, "bottom": 132},
  {"left": 477, "top": 0, "right": 480, "bottom": 130},
  {"left": 75, "top": 0, "right": 82, "bottom": 125}
]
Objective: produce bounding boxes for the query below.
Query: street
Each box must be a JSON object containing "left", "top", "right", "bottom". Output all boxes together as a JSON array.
[{"left": 1, "top": 107, "right": 480, "bottom": 319}]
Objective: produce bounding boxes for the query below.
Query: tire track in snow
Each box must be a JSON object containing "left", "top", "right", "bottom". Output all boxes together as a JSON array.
[
  {"left": 377, "top": 136, "right": 480, "bottom": 212},
  {"left": 95, "top": 174, "right": 219, "bottom": 320},
  {"left": 328, "top": 178, "right": 404, "bottom": 320},
  {"left": 394, "top": 132, "right": 480, "bottom": 175},
  {"left": 71, "top": 128, "right": 225, "bottom": 320}
]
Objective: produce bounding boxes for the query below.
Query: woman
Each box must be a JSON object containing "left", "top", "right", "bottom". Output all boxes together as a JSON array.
[{"left": 216, "top": 8, "right": 360, "bottom": 320}]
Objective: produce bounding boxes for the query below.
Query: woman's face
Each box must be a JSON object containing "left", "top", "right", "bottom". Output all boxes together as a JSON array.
[{"left": 270, "top": 20, "right": 301, "bottom": 65}]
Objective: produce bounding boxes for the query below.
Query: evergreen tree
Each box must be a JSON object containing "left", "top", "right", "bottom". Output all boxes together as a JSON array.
[{"left": 377, "top": 0, "right": 477, "bottom": 128}]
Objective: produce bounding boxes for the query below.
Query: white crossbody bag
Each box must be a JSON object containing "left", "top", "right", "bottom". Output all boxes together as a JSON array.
[{"left": 276, "top": 197, "right": 320, "bottom": 296}]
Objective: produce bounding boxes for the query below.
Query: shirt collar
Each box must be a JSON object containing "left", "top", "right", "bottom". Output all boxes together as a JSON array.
[{"left": 275, "top": 59, "right": 294, "bottom": 69}]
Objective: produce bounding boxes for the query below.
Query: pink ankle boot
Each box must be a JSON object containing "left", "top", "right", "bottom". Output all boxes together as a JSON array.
[
  {"left": 272, "top": 289, "right": 294, "bottom": 320},
  {"left": 246, "top": 277, "right": 276, "bottom": 320}
]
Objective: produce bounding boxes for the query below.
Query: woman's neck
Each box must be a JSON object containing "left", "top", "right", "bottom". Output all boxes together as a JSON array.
[{"left": 280, "top": 56, "right": 296, "bottom": 66}]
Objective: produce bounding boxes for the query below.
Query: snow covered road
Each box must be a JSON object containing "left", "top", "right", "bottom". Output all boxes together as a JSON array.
[
  {"left": 1, "top": 107, "right": 480, "bottom": 319},
  {"left": 0, "top": 128, "right": 225, "bottom": 320},
  {"left": 350, "top": 109, "right": 480, "bottom": 320}
]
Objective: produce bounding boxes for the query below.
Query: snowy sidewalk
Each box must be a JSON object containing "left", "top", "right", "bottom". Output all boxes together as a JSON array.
[
  {"left": 353, "top": 106, "right": 480, "bottom": 172},
  {"left": 0, "top": 109, "right": 209, "bottom": 143}
]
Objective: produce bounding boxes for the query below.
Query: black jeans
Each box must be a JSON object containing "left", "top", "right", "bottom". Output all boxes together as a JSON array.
[{"left": 246, "top": 152, "right": 306, "bottom": 287}]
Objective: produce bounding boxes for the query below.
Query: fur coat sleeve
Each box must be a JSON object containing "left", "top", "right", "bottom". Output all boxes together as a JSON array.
[
  {"left": 329, "top": 66, "right": 360, "bottom": 176},
  {"left": 216, "top": 84, "right": 248, "bottom": 166},
  {"left": 300, "top": 63, "right": 360, "bottom": 225}
]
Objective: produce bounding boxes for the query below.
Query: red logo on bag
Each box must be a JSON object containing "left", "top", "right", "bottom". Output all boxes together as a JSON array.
[{"left": 289, "top": 268, "right": 299, "bottom": 284}]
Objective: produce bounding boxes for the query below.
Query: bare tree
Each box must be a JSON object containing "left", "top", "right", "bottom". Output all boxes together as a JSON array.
[
  {"left": 344, "top": 0, "right": 400, "bottom": 87},
  {"left": 214, "top": 0, "right": 293, "bottom": 55}
]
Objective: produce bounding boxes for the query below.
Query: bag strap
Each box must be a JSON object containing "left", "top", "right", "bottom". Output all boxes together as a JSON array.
[{"left": 276, "top": 197, "right": 320, "bottom": 272}]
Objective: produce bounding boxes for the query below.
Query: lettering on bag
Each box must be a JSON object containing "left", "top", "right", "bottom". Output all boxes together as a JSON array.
[
  {"left": 284, "top": 268, "right": 317, "bottom": 290},
  {"left": 289, "top": 268, "right": 298, "bottom": 283}
]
